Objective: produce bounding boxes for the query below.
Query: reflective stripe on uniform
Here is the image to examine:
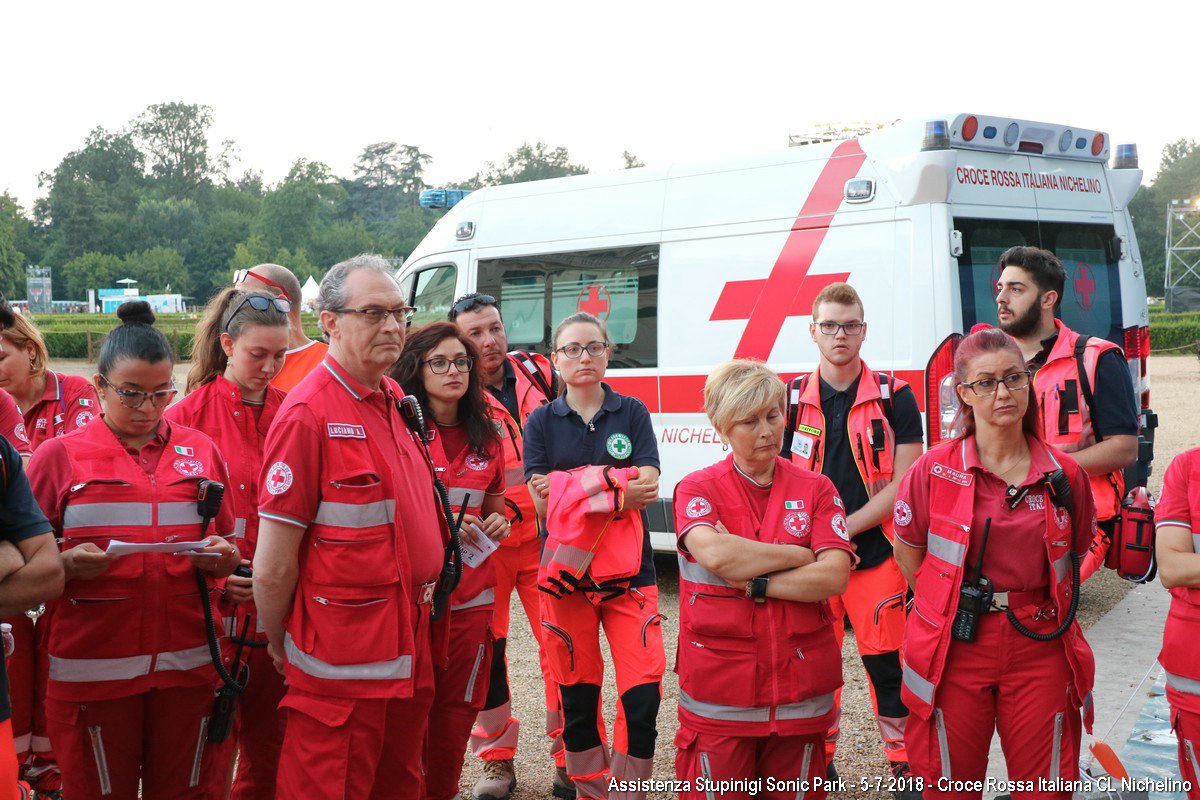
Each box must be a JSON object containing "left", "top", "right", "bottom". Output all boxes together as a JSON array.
[
  {"left": 63, "top": 503, "right": 152, "bottom": 530},
  {"left": 542, "top": 543, "right": 593, "bottom": 572},
  {"left": 49, "top": 642, "right": 211, "bottom": 683},
  {"left": 284, "top": 633, "right": 411, "bottom": 681},
  {"left": 677, "top": 556, "right": 734, "bottom": 588},
  {"left": 1052, "top": 553, "right": 1070, "bottom": 583},
  {"left": 448, "top": 487, "right": 481, "bottom": 509},
  {"left": 158, "top": 502, "right": 204, "bottom": 527},
  {"left": 1166, "top": 670, "right": 1200, "bottom": 696},
  {"left": 902, "top": 663, "right": 935, "bottom": 705},
  {"left": 678, "top": 688, "right": 835, "bottom": 723},
  {"left": 312, "top": 500, "right": 395, "bottom": 528},
  {"left": 927, "top": 533, "right": 966, "bottom": 567},
  {"left": 233, "top": 517, "right": 247, "bottom": 538},
  {"left": 452, "top": 588, "right": 495, "bottom": 612}
]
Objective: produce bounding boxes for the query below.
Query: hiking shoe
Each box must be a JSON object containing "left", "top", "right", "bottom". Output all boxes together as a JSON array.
[
  {"left": 472, "top": 758, "right": 517, "bottom": 800},
  {"left": 826, "top": 761, "right": 838, "bottom": 782},
  {"left": 551, "top": 766, "right": 576, "bottom": 799},
  {"left": 890, "top": 761, "right": 924, "bottom": 800}
]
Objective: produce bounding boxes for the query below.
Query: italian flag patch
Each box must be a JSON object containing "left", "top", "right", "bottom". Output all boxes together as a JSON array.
[
  {"left": 78, "top": 398, "right": 93, "bottom": 407},
  {"left": 784, "top": 500, "right": 805, "bottom": 510},
  {"left": 174, "top": 446, "right": 194, "bottom": 456}
]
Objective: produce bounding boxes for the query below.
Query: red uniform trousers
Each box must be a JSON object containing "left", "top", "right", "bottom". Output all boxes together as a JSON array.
[
  {"left": 0, "top": 719, "right": 22, "bottom": 800},
  {"left": 45, "top": 684, "right": 224, "bottom": 800},
  {"left": 473, "top": 536, "right": 566, "bottom": 766},
  {"left": 675, "top": 725, "right": 827, "bottom": 800},
  {"left": 426, "top": 606, "right": 493, "bottom": 800},
  {"left": 3, "top": 615, "right": 32, "bottom": 765},
  {"left": 539, "top": 586, "right": 665, "bottom": 800},
  {"left": 275, "top": 601, "right": 436, "bottom": 800},
  {"left": 906, "top": 609, "right": 1082, "bottom": 799},
  {"left": 826, "top": 557, "right": 909, "bottom": 764},
  {"left": 29, "top": 607, "right": 57, "bottom": 786},
  {"left": 227, "top": 644, "right": 287, "bottom": 800},
  {"left": 1171, "top": 706, "right": 1200, "bottom": 800}
]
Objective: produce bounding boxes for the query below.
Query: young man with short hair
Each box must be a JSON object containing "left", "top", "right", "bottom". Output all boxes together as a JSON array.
[
  {"left": 783, "top": 282, "right": 923, "bottom": 792},
  {"left": 995, "top": 246, "right": 1139, "bottom": 580}
]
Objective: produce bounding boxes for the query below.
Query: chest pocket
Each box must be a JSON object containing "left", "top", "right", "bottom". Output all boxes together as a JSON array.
[
  {"left": 63, "top": 479, "right": 147, "bottom": 584},
  {"left": 1041, "top": 380, "right": 1084, "bottom": 445},
  {"left": 308, "top": 470, "right": 399, "bottom": 589}
]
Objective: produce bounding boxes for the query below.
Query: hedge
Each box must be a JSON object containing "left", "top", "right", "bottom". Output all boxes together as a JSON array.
[
  {"left": 43, "top": 330, "right": 197, "bottom": 360},
  {"left": 1150, "top": 322, "right": 1200, "bottom": 353}
]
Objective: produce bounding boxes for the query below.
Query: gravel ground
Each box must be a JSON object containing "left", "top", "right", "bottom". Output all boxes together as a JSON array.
[{"left": 46, "top": 355, "right": 1197, "bottom": 799}]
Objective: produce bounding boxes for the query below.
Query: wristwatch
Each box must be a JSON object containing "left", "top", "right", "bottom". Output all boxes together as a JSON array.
[{"left": 746, "top": 575, "right": 769, "bottom": 603}]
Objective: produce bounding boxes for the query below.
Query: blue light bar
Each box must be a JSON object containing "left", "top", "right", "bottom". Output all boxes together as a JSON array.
[
  {"left": 921, "top": 120, "right": 950, "bottom": 151},
  {"left": 1113, "top": 143, "right": 1139, "bottom": 170},
  {"left": 419, "top": 189, "right": 472, "bottom": 209}
]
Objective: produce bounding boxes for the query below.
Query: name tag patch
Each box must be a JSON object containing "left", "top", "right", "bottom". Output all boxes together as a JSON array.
[
  {"left": 931, "top": 464, "right": 973, "bottom": 487},
  {"left": 796, "top": 423, "right": 822, "bottom": 437},
  {"left": 328, "top": 423, "right": 366, "bottom": 439}
]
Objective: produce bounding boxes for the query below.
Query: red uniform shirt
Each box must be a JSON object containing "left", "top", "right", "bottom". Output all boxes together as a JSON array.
[
  {"left": 675, "top": 458, "right": 855, "bottom": 560},
  {"left": 894, "top": 435, "right": 1095, "bottom": 592},
  {"left": 432, "top": 422, "right": 505, "bottom": 499},
  {"left": 0, "top": 391, "right": 29, "bottom": 456},
  {"left": 270, "top": 340, "right": 328, "bottom": 393},
  {"left": 259, "top": 357, "right": 444, "bottom": 583},
  {"left": 1157, "top": 447, "right": 1200, "bottom": 537},
  {"left": 21, "top": 371, "right": 99, "bottom": 454},
  {"left": 165, "top": 374, "right": 285, "bottom": 556}
]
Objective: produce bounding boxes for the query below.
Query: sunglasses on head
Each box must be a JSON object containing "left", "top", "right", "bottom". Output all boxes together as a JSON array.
[
  {"left": 451, "top": 294, "right": 496, "bottom": 316},
  {"left": 225, "top": 294, "right": 292, "bottom": 332}
]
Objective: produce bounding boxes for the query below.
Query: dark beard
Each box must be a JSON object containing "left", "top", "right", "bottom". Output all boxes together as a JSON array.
[{"left": 998, "top": 298, "right": 1042, "bottom": 338}]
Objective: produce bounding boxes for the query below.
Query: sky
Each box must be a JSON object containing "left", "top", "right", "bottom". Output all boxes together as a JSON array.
[{"left": 2, "top": 0, "right": 1190, "bottom": 210}]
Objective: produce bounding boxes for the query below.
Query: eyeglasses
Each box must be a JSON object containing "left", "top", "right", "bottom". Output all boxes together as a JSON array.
[
  {"left": 960, "top": 370, "right": 1032, "bottom": 397},
  {"left": 423, "top": 356, "right": 474, "bottom": 374},
  {"left": 99, "top": 376, "right": 178, "bottom": 409},
  {"left": 233, "top": 269, "right": 293, "bottom": 302},
  {"left": 333, "top": 307, "right": 416, "bottom": 326},
  {"left": 555, "top": 341, "right": 609, "bottom": 359},
  {"left": 451, "top": 294, "right": 496, "bottom": 316},
  {"left": 815, "top": 321, "right": 865, "bottom": 336},
  {"left": 225, "top": 294, "right": 292, "bottom": 332}
]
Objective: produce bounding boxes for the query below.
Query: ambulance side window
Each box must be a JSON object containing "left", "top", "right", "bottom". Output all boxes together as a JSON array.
[
  {"left": 407, "top": 265, "right": 458, "bottom": 327},
  {"left": 477, "top": 246, "right": 659, "bottom": 369},
  {"left": 1040, "top": 223, "right": 1121, "bottom": 344}
]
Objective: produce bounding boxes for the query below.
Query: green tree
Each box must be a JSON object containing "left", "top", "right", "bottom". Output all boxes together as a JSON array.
[
  {"left": 482, "top": 142, "right": 588, "bottom": 185},
  {"left": 254, "top": 159, "right": 346, "bottom": 252},
  {"left": 622, "top": 151, "right": 645, "bottom": 169},
  {"left": 0, "top": 196, "right": 26, "bottom": 299},
  {"left": 62, "top": 252, "right": 124, "bottom": 299},
  {"left": 133, "top": 102, "right": 221, "bottom": 196},
  {"left": 124, "top": 246, "right": 190, "bottom": 295}
]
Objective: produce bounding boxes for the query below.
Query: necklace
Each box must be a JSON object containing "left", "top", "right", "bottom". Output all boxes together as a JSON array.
[{"left": 992, "top": 456, "right": 1028, "bottom": 484}]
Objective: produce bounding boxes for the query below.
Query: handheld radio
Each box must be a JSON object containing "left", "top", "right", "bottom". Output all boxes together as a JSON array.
[{"left": 951, "top": 517, "right": 992, "bottom": 643}]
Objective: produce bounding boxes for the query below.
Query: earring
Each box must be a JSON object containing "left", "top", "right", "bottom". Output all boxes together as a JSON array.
[{"left": 721, "top": 442, "right": 729, "bottom": 452}]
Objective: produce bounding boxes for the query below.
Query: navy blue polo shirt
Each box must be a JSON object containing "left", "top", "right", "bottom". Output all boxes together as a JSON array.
[
  {"left": 0, "top": 437, "right": 53, "bottom": 723},
  {"left": 523, "top": 383, "right": 659, "bottom": 587}
]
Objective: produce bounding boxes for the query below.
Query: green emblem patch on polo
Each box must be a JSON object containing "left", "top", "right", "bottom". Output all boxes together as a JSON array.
[{"left": 606, "top": 433, "right": 633, "bottom": 459}]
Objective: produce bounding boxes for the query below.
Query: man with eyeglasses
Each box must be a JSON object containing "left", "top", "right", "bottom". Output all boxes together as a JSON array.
[
  {"left": 234, "top": 264, "right": 328, "bottom": 392},
  {"left": 995, "top": 246, "right": 1139, "bottom": 582},
  {"left": 447, "top": 293, "right": 568, "bottom": 800},
  {"left": 782, "top": 282, "right": 924, "bottom": 792},
  {"left": 254, "top": 255, "right": 445, "bottom": 799}
]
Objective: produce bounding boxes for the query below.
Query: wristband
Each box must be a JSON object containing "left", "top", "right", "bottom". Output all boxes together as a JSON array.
[{"left": 746, "top": 575, "right": 769, "bottom": 603}]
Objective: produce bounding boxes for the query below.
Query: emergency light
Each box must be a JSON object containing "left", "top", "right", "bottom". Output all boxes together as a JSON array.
[
  {"left": 940, "top": 114, "right": 1110, "bottom": 162},
  {"left": 1113, "top": 143, "right": 1139, "bottom": 170},
  {"left": 419, "top": 189, "right": 472, "bottom": 209},
  {"left": 921, "top": 120, "right": 950, "bottom": 151}
]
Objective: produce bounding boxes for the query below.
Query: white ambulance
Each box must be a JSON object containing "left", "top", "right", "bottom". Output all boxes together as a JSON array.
[{"left": 399, "top": 113, "right": 1154, "bottom": 552}]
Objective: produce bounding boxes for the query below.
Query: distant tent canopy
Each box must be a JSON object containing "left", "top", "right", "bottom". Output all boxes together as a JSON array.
[{"left": 301, "top": 276, "right": 320, "bottom": 310}]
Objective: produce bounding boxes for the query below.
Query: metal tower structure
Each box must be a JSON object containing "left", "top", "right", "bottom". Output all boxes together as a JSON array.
[{"left": 1165, "top": 198, "right": 1200, "bottom": 311}]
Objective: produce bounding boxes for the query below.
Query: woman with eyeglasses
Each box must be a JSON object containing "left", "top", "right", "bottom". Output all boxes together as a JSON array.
[
  {"left": 0, "top": 297, "right": 100, "bottom": 791},
  {"left": 164, "top": 289, "right": 290, "bottom": 800},
  {"left": 522, "top": 311, "right": 664, "bottom": 800},
  {"left": 26, "top": 301, "right": 241, "bottom": 800},
  {"left": 389, "top": 321, "right": 509, "bottom": 800},
  {"left": 891, "top": 328, "right": 1096, "bottom": 796}
]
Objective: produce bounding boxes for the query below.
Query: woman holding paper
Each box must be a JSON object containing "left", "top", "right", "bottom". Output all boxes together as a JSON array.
[
  {"left": 391, "top": 321, "right": 508, "bottom": 800},
  {"left": 165, "top": 288, "right": 290, "bottom": 800},
  {"left": 26, "top": 301, "right": 240, "bottom": 800}
]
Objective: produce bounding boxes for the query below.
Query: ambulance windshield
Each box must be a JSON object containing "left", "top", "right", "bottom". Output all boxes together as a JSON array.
[{"left": 955, "top": 218, "right": 1122, "bottom": 345}]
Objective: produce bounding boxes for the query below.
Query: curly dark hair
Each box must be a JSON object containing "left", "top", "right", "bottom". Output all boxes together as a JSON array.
[{"left": 390, "top": 322, "right": 500, "bottom": 457}]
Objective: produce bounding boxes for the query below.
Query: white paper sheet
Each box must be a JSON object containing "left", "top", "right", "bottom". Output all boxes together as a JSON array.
[
  {"left": 459, "top": 524, "right": 499, "bottom": 569},
  {"left": 105, "top": 540, "right": 211, "bottom": 557}
]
